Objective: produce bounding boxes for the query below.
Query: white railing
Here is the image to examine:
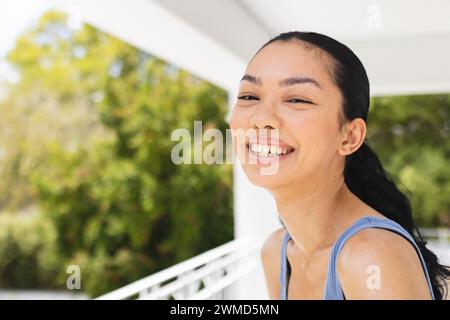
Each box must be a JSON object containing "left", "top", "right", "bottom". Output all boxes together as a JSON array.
[
  {"left": 420, "top": 228, "right": 450, "bottom": 246},
  {"left": 96, "top": 236, "right": 261, "bottom": 300},
  {"left": 421, "top": 228, "right": 450, "bottom": 266}
]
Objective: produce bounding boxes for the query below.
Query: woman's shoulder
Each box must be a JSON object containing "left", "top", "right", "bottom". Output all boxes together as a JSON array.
[
  {"left": 261, "top": 227, "right": 287, "bottom": 259},
  {"left": 260, "top": 227, "right": 287, "bottom": 299},
  {"left": 338, "top": 214, "right": 417, "bottom": 262},
  {"left": 338, "top": 223, "right": 418, "bottom": 269},
  {"left": 336, "top": 222, "right": 432, "bottom": 299}
]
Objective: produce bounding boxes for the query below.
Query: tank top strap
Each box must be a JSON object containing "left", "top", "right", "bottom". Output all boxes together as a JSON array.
[
  {"left": 279, "top": 230, "right": 291, "bottom": 300},
  {"left": 323, "top": 216, "right": 435, "bottom": 300}
]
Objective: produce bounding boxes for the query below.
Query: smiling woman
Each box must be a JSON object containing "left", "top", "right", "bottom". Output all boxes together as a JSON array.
[{"left": 229, "top": 31, "right": 450, "bottom": 300}]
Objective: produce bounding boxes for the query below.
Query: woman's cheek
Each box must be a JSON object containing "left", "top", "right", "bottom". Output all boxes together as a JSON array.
[
  {"left": 287, "top": 114, "right": 330, "bottom": 160},
  {"left": 229, "top": 106, "right": 242, "bottom": 131},
  {"left": 229, "top": 106, "right": 250, "bottom": 157}
]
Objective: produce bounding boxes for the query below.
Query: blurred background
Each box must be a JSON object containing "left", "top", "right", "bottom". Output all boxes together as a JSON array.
[{"left": 0, "top": 0, "right": 449, "bottom": 300}]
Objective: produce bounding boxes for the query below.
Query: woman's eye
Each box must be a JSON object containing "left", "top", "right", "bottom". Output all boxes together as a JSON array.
[
  {"left": 238, "top": 95, "right": 259, "bottom": 101},
  {"left": 236, "top": 96, "right": 312, "bottom": 104},
  {"left": 287, "top": 98, "right": 313, "bottom": 104}
]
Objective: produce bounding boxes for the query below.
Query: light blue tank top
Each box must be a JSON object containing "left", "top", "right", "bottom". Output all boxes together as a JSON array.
[{"left": 279, "top": 216, "right": 435, "bottom": 300}]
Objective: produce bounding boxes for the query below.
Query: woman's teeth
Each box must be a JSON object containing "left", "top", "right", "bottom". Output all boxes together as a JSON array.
[{"left": 249, "top": 143, "right": 293, "bottom": 157}]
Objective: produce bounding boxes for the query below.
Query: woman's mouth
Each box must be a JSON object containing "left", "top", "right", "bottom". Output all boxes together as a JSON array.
[{"left": 245, "top": 141, "right": 295, "bottom": 165}]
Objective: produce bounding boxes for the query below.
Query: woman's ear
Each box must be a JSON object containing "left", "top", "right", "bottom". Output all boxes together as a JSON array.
[{"left": 338, "top": 118, "right": 366, "bottom": 156}]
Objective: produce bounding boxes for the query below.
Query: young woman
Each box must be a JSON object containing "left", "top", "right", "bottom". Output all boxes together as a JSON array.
[{"left": 229, "top": 31, "right": 449, "bottom": 300}]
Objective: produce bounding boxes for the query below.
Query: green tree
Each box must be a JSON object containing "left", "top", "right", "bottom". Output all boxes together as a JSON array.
[
  {"left": 0, "top": 11, "right": 111, "bottom": 213},
  {"left": 0, "top": 214, "right": 61, "bottom": 288},
  {"left": 368, "top": 95, "right": 450, "bottom": 226},
  {"left": 1, "top": 11, "right": 233, "bottom": 296}
]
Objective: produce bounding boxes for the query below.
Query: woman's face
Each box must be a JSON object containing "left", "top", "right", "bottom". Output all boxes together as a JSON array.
[{"left": 229, "top": 40, "right": 346, "bottom": 190}]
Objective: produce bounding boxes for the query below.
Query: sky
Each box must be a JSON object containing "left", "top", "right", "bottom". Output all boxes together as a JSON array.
[{"left": 0, "top": 0, "right": 62, "bottom": 83}]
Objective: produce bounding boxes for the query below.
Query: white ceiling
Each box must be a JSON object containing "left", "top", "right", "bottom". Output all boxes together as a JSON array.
[
  {"left": 241, "top": 0, "right": 450, "bottom": 42},
  {"left": 61, "top": 0, "right": 450, "bottom": 96}
]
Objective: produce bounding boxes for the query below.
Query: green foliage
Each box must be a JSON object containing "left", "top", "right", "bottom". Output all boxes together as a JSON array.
[
  {"left": 0, "top": 11, "right": 111, "bottom": 212},
  {"left": 0, "top": 214, "right": 62, "bottom": 288},
  {"left": 367, "top": 95, "right": 450, "bottom": 226},
  {"left": 0, "top": 11, "right": 233, "bottom": 296}
]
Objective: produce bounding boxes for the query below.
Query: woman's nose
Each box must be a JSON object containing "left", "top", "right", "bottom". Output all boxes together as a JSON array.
[{"left": 250, "top": 101, "right": 281, "bottom": 130}]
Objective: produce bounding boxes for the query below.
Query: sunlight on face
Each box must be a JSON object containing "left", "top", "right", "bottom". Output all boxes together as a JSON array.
[{"left": 230, "top": 40, "right": 345, "bottom": 190}]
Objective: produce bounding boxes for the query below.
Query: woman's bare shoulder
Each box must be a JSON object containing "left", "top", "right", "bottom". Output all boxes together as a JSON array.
[
  {"left": 337, "top": 227, "right": 432, "bottom": 299},
  {"left": 260, "top": 227, "right": 287, "bottom": 299},
  {"left": 261, "top": 227, "right": 286, "bottom": 259}
]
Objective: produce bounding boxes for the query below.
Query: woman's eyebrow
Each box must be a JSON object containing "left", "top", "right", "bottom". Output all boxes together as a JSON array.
[
  {"left": 279, "top": 76, "right": 322, "bottom": 89},
  {"left": 240, "top": 74, "right": 322, "bottom": 90},
  {"left": 240, "top": 74, "right": 262, "bottom": 86}
]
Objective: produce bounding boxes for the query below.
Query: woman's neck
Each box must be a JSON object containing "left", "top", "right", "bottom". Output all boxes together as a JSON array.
[{"left": 272, "top": 174, "right": 361, "bottom": 258}]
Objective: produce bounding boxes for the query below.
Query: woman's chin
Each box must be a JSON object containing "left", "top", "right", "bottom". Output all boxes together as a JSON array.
[{"left": 243, "top": 167, "right": 290, "bottom": 190}]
